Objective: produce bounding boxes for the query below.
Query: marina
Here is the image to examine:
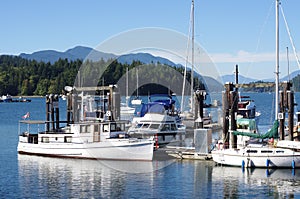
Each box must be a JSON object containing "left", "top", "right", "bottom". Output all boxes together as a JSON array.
[
  {"left": 0, "top": 91, "right": 300, "bottom": 198},
  {"left": 0, "top": 93, "right": 300, "bottom": 198},
  {"left": 2, "top": 0, "right": 300, "bottom": 198}
]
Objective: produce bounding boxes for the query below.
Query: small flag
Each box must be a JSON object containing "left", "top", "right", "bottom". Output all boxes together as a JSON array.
[{"left": 22, "top": 112, "right": 30, "bottom": 119}]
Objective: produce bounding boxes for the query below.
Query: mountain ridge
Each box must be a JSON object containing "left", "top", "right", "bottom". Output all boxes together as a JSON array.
[
  {"left": 17, "top": 45, "right": 300, "bottom": 91},
  {"left": 19, "top": 46, "right": 181, "bottom": 68},
  {"left": 19, "top": 46, "right": 115, "bottom": 63},
  {"left": 18, "top": 46, "right": 300, "bottom": 83},
  {"left": 221, "top": 70, "right": 300, "bottom": 84}
]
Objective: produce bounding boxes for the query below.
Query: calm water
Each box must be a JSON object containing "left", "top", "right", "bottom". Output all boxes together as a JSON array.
[{"left": 1, "top": 93, "right": 300, "bottom": 198}]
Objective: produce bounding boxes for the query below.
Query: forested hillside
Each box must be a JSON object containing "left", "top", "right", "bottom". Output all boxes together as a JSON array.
[
  {"left": 0, "top": 55, "right": 206, "bottom": 96},
  {"left": 0, "top": 55, "right": 81, "bottom": 96},
  {"left": 2, "top": 54, "right": 300, "bottom": 96}
]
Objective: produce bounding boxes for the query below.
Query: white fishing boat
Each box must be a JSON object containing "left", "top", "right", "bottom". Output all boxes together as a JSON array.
[
  {"left": 211, "top": 0, "right": 300, "bottom": 168},
  {"left": 17, "top": 86, "right": 154, "bottom": 161}
]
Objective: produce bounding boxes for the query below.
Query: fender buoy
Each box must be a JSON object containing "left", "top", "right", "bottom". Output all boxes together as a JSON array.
[
  {"left": 292, "top": 160, "right": 296, "bottom": 169},
  {"left": 266, "top": 159, "right": 270, "bottom": 168}
]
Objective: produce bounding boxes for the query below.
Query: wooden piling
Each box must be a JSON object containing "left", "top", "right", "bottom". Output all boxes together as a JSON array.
[{"left": 287, "top": 91, "right": 294, "bottom": 140}]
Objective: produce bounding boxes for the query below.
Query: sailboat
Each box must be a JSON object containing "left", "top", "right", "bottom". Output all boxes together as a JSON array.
[
  {"left": 211, "top": 0, "right": 300, "bottom": 168},
  {"left": 131, "top": 67, "right": 142, "bottom": 105},
  {"left": 180, "top": 0, "right": 212, "bottom": 127},
  {"left": 180, "top": 0, "right": 195, "bottom": 118},
  {"left": 120, "top": 67, "right": 135, "bottom": 120}
]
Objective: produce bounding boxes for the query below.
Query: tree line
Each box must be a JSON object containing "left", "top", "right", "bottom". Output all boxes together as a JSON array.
[
  {"left": 2, "top": 55, "right": 300, "bottom": 96},
  {"left": 0, "top": 55, "right": 81, "bottom": 96},
  {"left": 0, "top": 55, "right": 206, "bottom": 96}
]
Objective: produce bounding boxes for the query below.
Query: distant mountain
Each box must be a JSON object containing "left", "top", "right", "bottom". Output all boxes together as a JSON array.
[
  {"left": 117, "top": 53, "right": 179, "bottom": 67},
  {"left": 221, "top": 69, "right": 300, "bottom": 84},
  {"left": 20, "top": 49, "right": 72, "bottom": 63},
  {"left": 19, "top": 46, "right": 116, "bottom": 63},
  {"left": 280, "top": 70, "right": 300, "bottom": 82},
  {"left": 17, "top": 46, "right": 223, "bottom": 92},
  {"left": 19, "top": 46, "right": 180, "bottom": 67},
  {"left": 203, "top": 76, "right": 223, "bottom": 92}
]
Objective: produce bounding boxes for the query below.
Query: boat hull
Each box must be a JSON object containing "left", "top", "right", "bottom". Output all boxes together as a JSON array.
[
  {"left": 211, "top": 147, "right": 300, "bottom": 168},
  {"left": 18, "top": 138, "right": 154, "bottom": 161}
]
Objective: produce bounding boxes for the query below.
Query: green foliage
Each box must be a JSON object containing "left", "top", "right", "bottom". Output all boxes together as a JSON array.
[
  {"left": 0, "top": 56, "right": 81, "bottom": 96},
  {"left": 0, "top": 55, "right": 207, "bottom": 96}
]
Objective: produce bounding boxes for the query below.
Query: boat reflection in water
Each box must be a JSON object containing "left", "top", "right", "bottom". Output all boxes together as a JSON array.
[
  {"left": 18, "top": 154, "right": 300, "bottom": 198},
  {"left": 18, "top": 154, "right": 175, "bottom": 198},
  {"left": 212, "top": 165, "right": 300, "bottom": 198}
]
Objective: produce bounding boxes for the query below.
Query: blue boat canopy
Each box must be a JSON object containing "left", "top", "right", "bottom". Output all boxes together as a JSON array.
[{"left": 139, "top": 94, "right": 176, "bottom": 117}]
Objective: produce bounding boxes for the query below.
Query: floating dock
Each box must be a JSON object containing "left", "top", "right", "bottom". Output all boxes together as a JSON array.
[{"left": 164, "top": 146, "right": 212, "bottom": 160}]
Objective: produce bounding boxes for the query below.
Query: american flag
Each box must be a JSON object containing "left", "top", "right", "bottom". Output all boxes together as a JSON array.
[{"left": 22, "top": 112, "right": 30, "bottom": 119}]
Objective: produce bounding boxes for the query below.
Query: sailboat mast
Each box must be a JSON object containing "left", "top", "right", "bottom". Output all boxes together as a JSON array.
[
  {"left": 287, "top": 47, "right": 290, "bottom": 81},
  {"left": 136, "top": 67, "right": 139, "bottom": 98},
  {"left": 190, "top": 0, "right": 195, "bottom": 114},
  {"left": 275, "top": 0, "right": 280, "bottom": 120},
  {"left": 126, "top": 67, "right": 129, "bottom": 105}
]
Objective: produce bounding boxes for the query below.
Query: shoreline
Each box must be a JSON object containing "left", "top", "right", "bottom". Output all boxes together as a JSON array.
[{"left": 13, "top": 96, "right": 44, "bottom": 98}]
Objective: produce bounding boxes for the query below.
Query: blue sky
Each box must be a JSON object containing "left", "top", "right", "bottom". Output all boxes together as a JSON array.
[{"left": 1, "top": 0, "right": 300, "bottom": 80}]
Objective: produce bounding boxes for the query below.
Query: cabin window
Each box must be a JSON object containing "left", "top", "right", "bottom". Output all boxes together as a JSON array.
[
  {"left": 246, "top": 150, "right": 257, "bottom": 153},
  {"left": 80, "top": 125, "right": 85, "bottom": 133},
  {"left": 94, "top": 125, "right": 99, "bottom": 132},
  {"left": 80, "top": 125, "right": 89, "bottom": 133},
  {"left": 116, "top": 123, "right": 124, "bottom": 131},
  {"left": 28, "top": 135, "right": 38, "bottom": 144},
  {"left": 149, "top": 124, "right": 160, "bottom": 129},
  {"left": 261, "top": 150, "right": 273, "bottom": 153},
  {"left": 80, "top": 125, "right": 91, "bottom": 133},
  {"left": 142, "top": 123, "right": 150, "bottom": 128},
  {"left": 103, "top": 124, "right": 109, "bottom": 132},
  {"left": 170, "top": 124, "right": 177, "bottom": 131},
  {"left": 109, "top": 123, "right": 124, "bottom": 132},
  {"left": 161, "top": 124, "right": 170, "bottom": 131},
  {"left": 93, "top": 125, "right": 100, "bottom": 142},
  {"left": 136, "top": 124, "right": 143, "bottom": 128},
  {"left": 86, "top": 125, "right": 91, "bottom": 132},
  {"left": 64, "top": 136, "right": 72, "bottom": 143},
  {"left": 276, "top": 150, "right": 284, "bottom": 153},
  {"left": 110, "top": 123, "right": 116, "bottom": 131},
  {"left": 41, "top": 137, "right": 49, "bottom": 143}
]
